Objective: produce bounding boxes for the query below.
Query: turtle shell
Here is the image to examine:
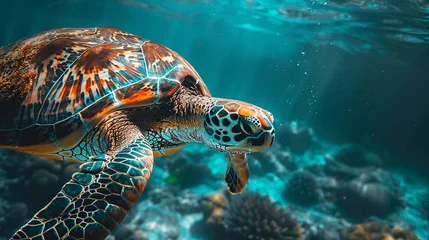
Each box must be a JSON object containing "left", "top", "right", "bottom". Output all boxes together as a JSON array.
[{"left": 0, "top": 27, "right": 210, "bottom": 154}]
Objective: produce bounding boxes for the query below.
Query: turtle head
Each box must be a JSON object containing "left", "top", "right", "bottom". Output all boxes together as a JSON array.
[{"left": 202, "top": 100, "right": 275, "bottom": 154}]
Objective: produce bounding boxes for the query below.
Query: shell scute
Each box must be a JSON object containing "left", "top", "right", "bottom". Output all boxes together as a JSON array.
[
  {"left": 143, "top": 41, "right": 182, "bottom": 77},
  {"left": 96, "top": 27, "right": 146, "bottom": 45},
  {"left": 114, "top": 80, "right": 158, "bottom": 107},
  {"left": 79, "top": 94, "right": 118, "bottom": 127},
  {"left": 38, "top": 43, "right": 146, "bottom": 124}
]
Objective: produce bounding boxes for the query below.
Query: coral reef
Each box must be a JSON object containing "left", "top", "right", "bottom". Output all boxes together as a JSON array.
[
  {"left": 334, "top": 169, "right": 404, "bottom": 220},
  {"left": 284, "top": 171, "right": 321, "bottom": 206},
  {"left": 137, "top": 207, "right": 182, "bottom": 240},
  {"left": 0, "top": 149, "right": 79, "bottom": 236},
  {"left": 0, "top": 121, "right": 427, "bottom": 240},
  {"left": 319, "top": 145, "right": 404, "bottom": 220},
  {"left": 223, "top": 192, "right": 304, "bottom": 240},
  {"left": 340, "top": 222, "right": 420, "bottom": 240},
  {"left": 190, "top": 189, "right": 231, "bottom": 239},
  {"left": 112, "top": 205, "right": 182, "bottom": 240},
  {"left": 146, "top": 185, "right": 204, "bottom": 215},
  {"left": 335, "top": 181, "right": 403, "bottom": 220},
  {"left": 0, "top": 150, "right": 78, "bottom": 205},
  {"left": 191, "top": 190, "right": 304, "bottom": 240}
]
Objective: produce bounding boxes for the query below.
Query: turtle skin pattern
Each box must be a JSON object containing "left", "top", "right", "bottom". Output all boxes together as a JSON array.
[{"left": 12, "top": 137, "right": 153, "bottom": 240}]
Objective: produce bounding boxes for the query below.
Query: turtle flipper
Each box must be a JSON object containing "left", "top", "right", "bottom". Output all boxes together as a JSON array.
[
  {"left": 225, "top": 153, "right": 249, "bottom": 195},
  {"left": 11, "top": 137, "right": 153, "bottom": 240}
]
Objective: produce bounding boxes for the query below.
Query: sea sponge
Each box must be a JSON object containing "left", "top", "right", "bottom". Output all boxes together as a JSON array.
[
  {"left": 223, "top": 191, "right": 304, "bottom": 240},
  {"left": 340, "top": 222, "right": 419, "bottom": 240},
  {"left": 284, "top": 171, "right": 320, "bottom": 206}
]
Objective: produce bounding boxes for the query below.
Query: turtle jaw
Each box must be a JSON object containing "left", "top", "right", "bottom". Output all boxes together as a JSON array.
[
  {"left": 225, "top": 146, "right": 253, "bottom": 154},
  {"left": 226, "top": 131, "right": 275, "bottom": 154}
]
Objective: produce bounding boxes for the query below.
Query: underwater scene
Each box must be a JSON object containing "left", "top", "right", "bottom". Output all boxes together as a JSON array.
[{"left": 0, "top": 0, "right": 428, "bottom": 239}]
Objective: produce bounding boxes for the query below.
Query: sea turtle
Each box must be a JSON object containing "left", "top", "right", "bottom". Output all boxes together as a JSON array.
[{"left": 0, "top": 27, "right": 275, "bottom": 240}]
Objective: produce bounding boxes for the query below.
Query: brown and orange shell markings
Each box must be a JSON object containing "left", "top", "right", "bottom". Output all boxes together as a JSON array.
[{"left": 0, "top": 27, "right": 210, "bottom": 152}]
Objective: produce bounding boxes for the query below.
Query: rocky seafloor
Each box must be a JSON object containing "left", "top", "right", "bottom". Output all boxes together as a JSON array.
[{"left": 0, "top": 121, "right": 428, "bottom": 240}]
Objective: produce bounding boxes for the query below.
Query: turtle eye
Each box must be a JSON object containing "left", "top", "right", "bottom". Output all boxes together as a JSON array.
[{"left": 240, "top": 118, "right": 259, "bottom": 135}]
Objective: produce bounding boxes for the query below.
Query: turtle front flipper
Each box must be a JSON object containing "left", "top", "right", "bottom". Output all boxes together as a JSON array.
[
  {"left": 225, "top": 153, "right": 249, "bottom": 195},
  {"left": 12, "top": 136, "right": 153, "bottom": 240}
]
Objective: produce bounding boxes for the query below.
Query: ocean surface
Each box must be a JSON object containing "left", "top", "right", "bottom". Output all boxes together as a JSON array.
[{"left": 0, "top": 0, "right": 428, "bottom": 239}]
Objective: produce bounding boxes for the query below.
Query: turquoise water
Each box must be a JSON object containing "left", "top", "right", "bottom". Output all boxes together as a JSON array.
[{"left": 0, "top": 0, "right": 428, "bottom": 239}]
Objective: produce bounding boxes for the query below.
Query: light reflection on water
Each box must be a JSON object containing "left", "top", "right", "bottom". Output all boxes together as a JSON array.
[{"left": 108, "top": 0, "right": 429, "bottom": 53}]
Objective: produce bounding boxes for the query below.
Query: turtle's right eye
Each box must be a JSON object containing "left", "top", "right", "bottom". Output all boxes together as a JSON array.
[{"left": 240, "top": 118, "right": 259, "bottom": 135}]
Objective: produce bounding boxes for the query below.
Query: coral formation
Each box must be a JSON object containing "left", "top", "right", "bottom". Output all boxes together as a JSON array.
[
  {"left": 190, "top": 189, "right": 231, "bottom": 239},
  {"left": 191, "top": 190, "right": 304, "bottom": 240},
  {"left": 0, "top": 121, "right": 427, "bottom": 240},
  {"left": 224, "top": 191, "right": 304, "bottom": 240},
  {"left": 146, "top": 185, "right": 204, "bottom": 215},
  {"left": 335, "top": 169, "right": 404, "bottom": 220},
  {"left": 112, "top": 205, "right": 182, "bottom": 240},
  {"left": 0, "top": 149, "right": 78, "bottom": 236},
  {"left": 284, "top": 171, "right": 321, "bottom": 206},
  {"left": 340, "top": 222, "right": 420, "bottom": 240},
  {"left": 320, "top": 145, "right": 404, "bottom": 220},
  {"left": 138, "top": 207, "right": 182, "bottom": 240}
]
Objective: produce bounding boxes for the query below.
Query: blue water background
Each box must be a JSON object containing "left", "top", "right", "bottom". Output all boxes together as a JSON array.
[
  {"left": 3, "top": 0, "right": 428, "bottom": 174},
  {"left": 1, "top": 0, "right": 429, "bottom": 239}
]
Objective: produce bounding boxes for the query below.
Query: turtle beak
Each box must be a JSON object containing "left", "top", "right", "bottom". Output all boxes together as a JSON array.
[
  {"left": 226, "top": 147, "right": 252, "bottom": 154},
  {"left": 226, "top": 131, "right": 274, "bottom": 153},
  {"left": 248, "top": 131, "right": 275, "bottom": 152}
]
